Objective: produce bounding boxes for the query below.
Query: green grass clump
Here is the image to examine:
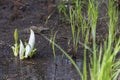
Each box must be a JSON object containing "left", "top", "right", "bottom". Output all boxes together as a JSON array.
[
  {"left": 69, "top": 0, "right": 86, "bottom": 58},
  {"left": 42, "top": 0, "right": 120, "bottom": 80},
  {"left": 91, "top": 0, "right": 120, "bottom": 80}
]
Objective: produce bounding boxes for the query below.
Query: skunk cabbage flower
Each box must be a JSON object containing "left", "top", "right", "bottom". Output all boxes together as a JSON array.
[
  {"left": 19, "top": 40, "right": 25, "bottom": 59},
  {"left": 25, "top": 29, "right": 35, "bottom": 58}
]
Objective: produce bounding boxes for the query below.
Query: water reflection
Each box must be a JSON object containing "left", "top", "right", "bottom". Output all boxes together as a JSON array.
[
  {"left": 46, "top": 55, "right": 82, "bottom": 80},
  {"left": 0, "top": 54, "right": 82, "bottom": 80}
]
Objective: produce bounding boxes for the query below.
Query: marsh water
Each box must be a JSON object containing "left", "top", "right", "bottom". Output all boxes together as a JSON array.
[
  {"left": 0, "top": 0, "right": 84, "bottom": 79},
  {"left": 0, "top": 50, "right": 82, "bottom": 80},
  {"left": 0, "top": 0, "right": 120, "bottom": 80}
]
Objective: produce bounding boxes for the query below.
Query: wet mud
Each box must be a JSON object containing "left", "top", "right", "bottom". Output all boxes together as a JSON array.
[
  {"left": 0, "top": 0, "right": 120, "bottom": 80},
  {"left": 0, "top": 0, "right": 82, "bottom": 80}
]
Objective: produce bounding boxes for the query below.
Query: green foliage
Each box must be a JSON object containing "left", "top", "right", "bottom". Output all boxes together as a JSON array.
[
  {"left": 41, "top": 34, "right": 82, "bottom": 78},
  {"left": 87, "top": 0, "right": 98, "bottom": 79},
  {"left": 57, "top": 3, "right": 67, "bottom": 18},
  {"left": 49, "top": 0, "right": 120, "bottom": 80},
  {"left": 11, "top": 29, "right": 19, "bottom": 56},
  {"left": 29, "top": 48, "right": 37, "bottom": 58},
  {"left": 14, "top": 29, "right": 18, "bottom": 44},
  {"left": 50, "top": 31, "right": 58, "bottom": 61},
  {"left": 69, "top": 0, "right": 84, "bottom": 57},
  {"left": 12, "top": 29, "right": 36, "bottom": 60}
]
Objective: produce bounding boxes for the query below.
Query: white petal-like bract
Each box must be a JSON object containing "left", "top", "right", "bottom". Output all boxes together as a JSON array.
[
  {"left": 19, "top": 40, "right": 25, "bottom": 59},
  {"left": 25, "top": 29, "right": 35, "bottom": 58}
]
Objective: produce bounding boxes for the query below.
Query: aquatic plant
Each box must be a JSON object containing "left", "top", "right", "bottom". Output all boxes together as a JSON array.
[
  {"left": 57, "top": 1, "right": 67, "bottom": 18},
  {"left": 12, "top": 29, "right": 36, "bottom": 59},
  {"left": 87, "top": 0, "right": 98, "bottom": 79},
  {"left": 69, "top": 0, "right": 83, "bottom": 59},
  {"left": 45, "top": 0, "right": 120, "bottom": 80},
  {"left": 50, "top": 31, "right": 58, "bottom": 62},
  {"left": 12, "top": 29, "right": 19, "bottom": 56},
  {"left": 92, "top": 0, "right": 120, "bottom": 79},
  {"left": 41, "top": 34, "right": 82, "bottom": 77},
  {"left": 25, "top": 29, "right": 36, "bottom": 58}
]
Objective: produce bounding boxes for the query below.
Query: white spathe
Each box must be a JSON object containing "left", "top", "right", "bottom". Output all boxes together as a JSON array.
[
  {"left": 25, "top": 29, "right": 35, "bottom": 58},
  {"left": 19, "top": 40, "right": 25, "bottom": 59}
]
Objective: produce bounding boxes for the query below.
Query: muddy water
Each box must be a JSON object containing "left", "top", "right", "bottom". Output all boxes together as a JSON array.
[
  {"left": 0, "top": 0, "right": 83, "bottom": 79},
  {"left": 0, "top": 44, "right": 82, "bottom": 80}
]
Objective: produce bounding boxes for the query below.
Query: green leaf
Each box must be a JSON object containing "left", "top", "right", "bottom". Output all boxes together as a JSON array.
[
  {"left": 29, "top": 48, "right": 37, "bottom": 58},
  {"left": 14, "top": 29, "right": 18, "bottom": 44}
]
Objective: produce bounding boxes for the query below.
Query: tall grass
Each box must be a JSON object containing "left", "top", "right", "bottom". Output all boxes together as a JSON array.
[
  {"left": 43, "top": 0, "right": 120, "bottom": 80},
  {"left": 83, "top": 29, "right": 90, "bottom": 80},
  {"left": 88, "top": 0, "right": 120, "bottom": 80},
  {"left": 87, "top": 0, "right": 98, "bottom": 79},
  {"left": 40, "top": 33, "right": 82, "bottom": 78},
  {"left": 94, "top": 0, "right": 120, "bottom": 79},
  {"left": 69, "top": 0, "right": 87, "bottom": 58},
  {"left": 50, "top": 31, "right": 58, "bottom": 62}
]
